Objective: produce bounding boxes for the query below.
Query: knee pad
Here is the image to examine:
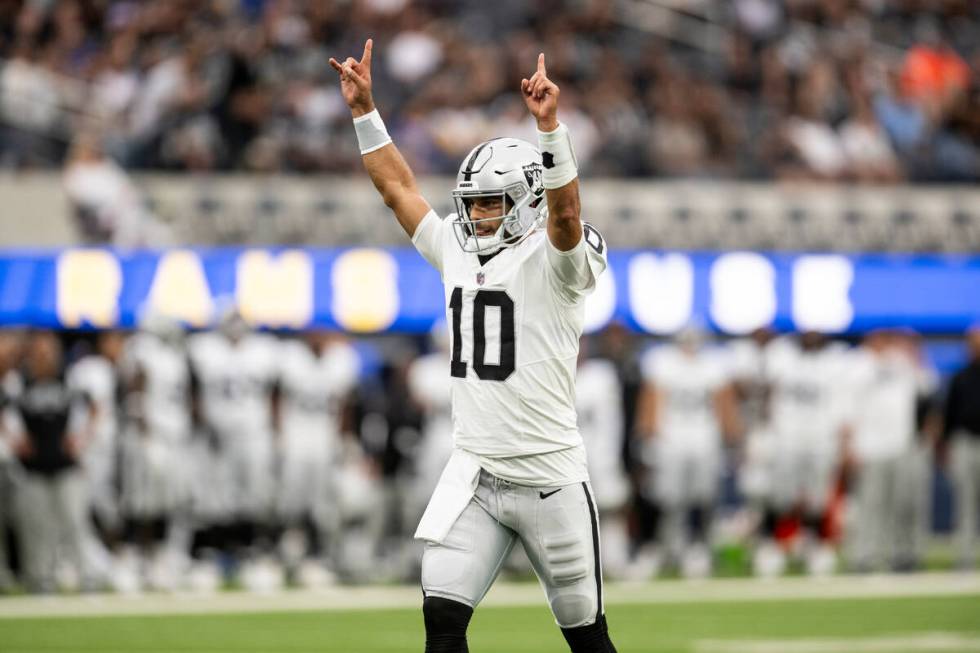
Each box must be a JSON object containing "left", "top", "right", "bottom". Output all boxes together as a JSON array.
[
  {"left": 552, "top": 593, "right": 598, "bottom": 629},
  {"left": 423, "top": 596, "right": 473, "bottom": 653},
  {"left": 561, "top": 614, "right": 618, "bottom": 653}
]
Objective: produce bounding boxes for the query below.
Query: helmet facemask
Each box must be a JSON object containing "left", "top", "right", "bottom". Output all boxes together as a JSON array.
[{"left": 451, "top": 186, "right": 528, "bottom": 254}]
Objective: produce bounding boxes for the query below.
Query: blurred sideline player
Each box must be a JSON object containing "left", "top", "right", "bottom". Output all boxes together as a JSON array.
[
  {"left": 117, "top": 312, "right": 192, "bottom": 590},
  {"left": 188, "top": 306, "right": 279, "bottom": 585},
  {"left": 3, "top": 331, "right": 101, "bottom": 592},
  {"left": 275, "top": 329, "right": 360, "bottom": 585},
  {"left": 67, "top": 330, "right": 125, "bottom": 581},
  {"left": 0, "top": 330, "right": 23, "bottom": 591},
  {"left": 726, "top": 329, "right": 776, "bottom": 543},
  {"left": 943, "top": 326, "right": 980, "bottom": 569},
  {"left": 635, "top": 327, "right": 739, "bottom": 578},
  {"left": 331, "top": 40, "right": 618, "bottom": 652},
  {"left": 842, "top": 330, "right": 937, "bottom": 572},
  {"left": 575, "top": 349, "right": 630, "bottom": 580},
  {"left": 756, "top": 332, "right": 849, "bottom": 577},
  {"left": 406, "top": 324, "right": 455, "bottom": 529}
]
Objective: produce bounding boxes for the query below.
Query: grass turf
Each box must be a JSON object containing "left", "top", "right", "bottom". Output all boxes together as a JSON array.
[{"left": 0, "top": 594, "right": 977, "bottom": 653}]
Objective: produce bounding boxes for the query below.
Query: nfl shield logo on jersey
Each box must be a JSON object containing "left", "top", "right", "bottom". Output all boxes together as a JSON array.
[{"left": 476, "top": 271, "right": 485, "bottom": 285}]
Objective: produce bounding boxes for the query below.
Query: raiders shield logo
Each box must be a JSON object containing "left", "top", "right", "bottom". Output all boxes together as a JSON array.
[
  {"left": 522, "top": 162, "right": 543, "bottom": 191},
  {"left": 476, "top": 271, "right": 485, "bottom": 286}
]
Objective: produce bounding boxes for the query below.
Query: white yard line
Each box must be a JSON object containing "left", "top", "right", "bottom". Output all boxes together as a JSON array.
[
  {"left": 695, "top": 634, "right": 980, "bottom": 653},
  {"left": 0, "top": 573, "right": 977, "bottom": 620}
]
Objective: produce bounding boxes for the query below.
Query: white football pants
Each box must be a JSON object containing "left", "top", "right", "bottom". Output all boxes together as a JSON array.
[{"left": 421, "top": 469, "right": 604, "bottom": 629}]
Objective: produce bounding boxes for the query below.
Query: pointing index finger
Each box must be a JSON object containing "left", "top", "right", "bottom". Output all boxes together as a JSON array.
[
  {"left": 537, "top": 52, "right": 546, "bottom": 75},
  {"left": 361, "top": 38, "right": 373, "bottom": 68}
]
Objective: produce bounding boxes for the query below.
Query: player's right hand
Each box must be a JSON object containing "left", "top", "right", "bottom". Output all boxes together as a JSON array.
[{"left": 329, "top": 39, "right": 375, "bottom": 117}]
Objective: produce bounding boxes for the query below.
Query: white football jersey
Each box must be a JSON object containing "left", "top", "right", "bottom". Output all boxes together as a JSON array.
[
  {"left": 188, "top": 332, "right": 279, "bottom": 438},
  {"left": 278, "top": 338, "right": 360, "bottom": 448},
  {"left": 641, "top": 344, "right": 729, "bottom": 452},
  {"left": 68, "top": 354, "right": 118, "bottom": 447},
  {"left": 412, "top": 210, "right": 607, "bottom": 486},
  {"left": 766, "top": 338, "right": 850, "bottom": 448},
  {"left": 123, "top": 333, "right": 190, "bottom": 441},
  {"left": 844, "top": 348, "right": 935, "bottom": 462}
]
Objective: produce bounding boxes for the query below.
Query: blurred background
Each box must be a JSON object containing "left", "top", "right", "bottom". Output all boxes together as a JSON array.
[{"left": 0, "top": 0, "right": 979, "bottom": 596}]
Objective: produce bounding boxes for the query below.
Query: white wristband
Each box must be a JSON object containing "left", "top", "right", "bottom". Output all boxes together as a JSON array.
[
  {"left": 537, "top": 122, "right": 578, "bottom": 189},
  {"left": 353, "top": 109, "right": 392, "bottom": 155}
]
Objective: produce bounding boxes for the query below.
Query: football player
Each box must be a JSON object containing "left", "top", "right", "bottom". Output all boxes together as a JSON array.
[
  {"left": 635, "top": 327, "right": 739, "bottom": 577},
  {"left": 575, "top": 349, "right": 630, "bottom": 580},
  {"left": 67, "top": 330, "right": 125, "bottom": 582},
  {"left": 841, "top": 330, "right": 937, "bottom": 572},
  {"left": 275, "top": 330, "right": 360, "bottom": 581},
  {"left": 0, "top": 330, "right": 23, "bottom": 591},
  {"left": 331, "top": 41, "right": 617, "bottom": 652},
  {"left": 758, "top": 332, "right": 850, "bottom": 576},
  {"left": 5, "top": 332, "right": 101, "bottom": 592},
  {"left": 944, "top": 326, "right": 980, "bottom": 570},
  {"left": 188, "top": 307, "right": 279, "bottom": 566},
  {"left": 726, "top": 329, "right": 776, "bottom": 551},
  {"left": 406, "top": 325, "right": 455, "bottom": 528},
  {"left": 118, "top": 312, "right": 192, "bottom": 590}
]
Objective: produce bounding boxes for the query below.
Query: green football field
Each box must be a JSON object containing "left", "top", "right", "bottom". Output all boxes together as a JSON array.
[{"left": 1, "top": 576, "right": 978, "bottom": 653}]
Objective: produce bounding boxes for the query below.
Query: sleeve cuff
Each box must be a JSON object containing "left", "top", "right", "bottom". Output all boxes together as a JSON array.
[{"left": 411, "top": 210, "right": 439, "bottom": 245}]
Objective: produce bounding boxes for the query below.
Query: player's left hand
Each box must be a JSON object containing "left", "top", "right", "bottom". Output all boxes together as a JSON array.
[{"left": 521, "top": 53, "right": 559, "bottom": 132}]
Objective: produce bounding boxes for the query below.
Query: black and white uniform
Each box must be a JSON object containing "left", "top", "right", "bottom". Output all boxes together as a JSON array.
[
  {"left": 843, "top": 347, "right": 935, "bottom": 569},
  {"left": 412, "top": 210, "right": 608, "bottom": 628},
  {"left": 119, "top": 333, "right": 192, "bottom": 519},
  {"left": 276, "top": 338, "right": 360, "bottom": 526},
  {"left": 640, "top": 344, "right": 729, "bottom": 509},
  {"left": 727, "top": 338, "right": 773, "bottom": 502},
  {"left": 188, "top": 332, "right": 279, "bottom": 522},
  {"left": 4, "top": 371, "right": 97, "bottom": 590},
  {"left": 943, "top": 360, "right": 980, "bottom": 568},
  {"left": 575, "top": 357, "right": 630, "bottom": 577},
  {"left": 765, "top": 339, "right": 849, "bottom": 514},
  {"left": 0, "top": 373, "right": 18, "bottom": 587},
  {"left": 639, "top": 343, "right": 729, "bottom": 560},
  {"left": 576, "top": 359, "right": 628, "bottom": 512},
  {"left": 67, "top": 354, "right": 119, "bottom": 528}
]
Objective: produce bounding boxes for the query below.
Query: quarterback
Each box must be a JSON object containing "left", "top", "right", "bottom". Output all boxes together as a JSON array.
[{"left": 331, "top": 40, "right": 617, "bottom": 653}]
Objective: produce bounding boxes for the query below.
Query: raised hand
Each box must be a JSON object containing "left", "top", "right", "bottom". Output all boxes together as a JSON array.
[
  {"left": 521, "top": 53, "right": 559, "bottom": 131},
  {"left": 329, "top": 39, "right": 375, "bottom": 117}
]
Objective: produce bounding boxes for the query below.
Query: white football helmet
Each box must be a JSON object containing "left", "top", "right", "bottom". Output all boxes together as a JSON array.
[{"left": 451, "top": 137, "right": 547, "bottom": 254}]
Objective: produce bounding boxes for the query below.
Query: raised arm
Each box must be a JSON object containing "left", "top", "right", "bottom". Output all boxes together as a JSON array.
[
  {"left": 330, "top": 40, "right": 431, "bottom": 238},
  {"left": 521, "top": 53, "right": 581, "bottom": 252}
]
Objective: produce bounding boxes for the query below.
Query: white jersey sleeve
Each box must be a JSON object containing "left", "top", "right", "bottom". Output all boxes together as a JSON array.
[
  {"left": 544, "top": 223, "right": 608, "bottom": 302},
  {"left": 411, "top": 210, "right": 449, "bottom": 276}
]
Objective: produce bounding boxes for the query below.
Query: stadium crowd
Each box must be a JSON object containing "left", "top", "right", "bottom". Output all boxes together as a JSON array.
[
  {"left": 0, "top": 0, "right": 977, "bottom": 182},
  {"left": 0, "top": 317, "right": 978, "bottom": 594}
]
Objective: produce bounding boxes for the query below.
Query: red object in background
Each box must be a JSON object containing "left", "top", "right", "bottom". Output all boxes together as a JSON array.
[
  {"left": 773, "top": 475, "right": 846, "bottom": 549},
  {"left": 901, "top": 45, "right": 970, "bottom": 100},
  {"left": 774, "top": 514, "right": 800, "bottom": 546}
]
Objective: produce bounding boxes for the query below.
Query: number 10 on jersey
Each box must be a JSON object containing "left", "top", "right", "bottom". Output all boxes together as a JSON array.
[{"left": 449, "top": 287, "right": 516, "bottom": 382}]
